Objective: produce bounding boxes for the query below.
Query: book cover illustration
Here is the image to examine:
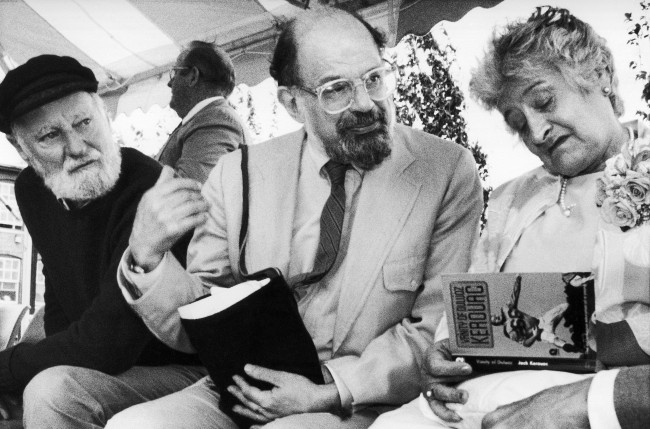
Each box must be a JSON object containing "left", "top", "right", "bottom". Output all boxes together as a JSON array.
[{"left": 442, "top": 272, "right": 596, "bottom": 373}]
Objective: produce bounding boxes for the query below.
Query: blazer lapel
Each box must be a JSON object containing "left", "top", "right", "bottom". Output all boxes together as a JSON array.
[
  {"left": 246, "top": 131, "right": 306, "bottom": 277},
  {"left": 495, "top": 170, "right": 559, "bottom": 270},
  {"left": 333, "top": 131, "right": 421, "bottom": 351},
  {"left": 155, "top": 122, "right": 182, "bottom": 162}
]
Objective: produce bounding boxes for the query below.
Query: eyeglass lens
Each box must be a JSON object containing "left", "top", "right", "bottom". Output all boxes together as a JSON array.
[
  {"left": 169, "top": 67, "right": 186, "bottom": 80},
  {"left": 318, "top": 66, "right": 396, "bottom": 113}
]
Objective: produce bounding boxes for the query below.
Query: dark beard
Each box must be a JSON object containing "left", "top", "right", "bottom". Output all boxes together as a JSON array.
[{"left": 325, "top": 109, "right": 392, "bottom": 170}]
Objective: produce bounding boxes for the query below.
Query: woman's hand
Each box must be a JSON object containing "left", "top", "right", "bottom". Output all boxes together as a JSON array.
[{"left": 421, "top": 339, "right": 474, "bottom": 423}]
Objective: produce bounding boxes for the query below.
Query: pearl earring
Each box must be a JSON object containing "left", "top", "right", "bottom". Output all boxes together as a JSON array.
[{"left": 602, "top": 86, "right": 611, "bottom": 96}]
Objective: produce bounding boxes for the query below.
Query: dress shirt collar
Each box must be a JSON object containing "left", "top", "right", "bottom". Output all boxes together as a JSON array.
[
  {"left": 305, "top": 134, "right": 330, "bottom": 176},
  {"left": 181, "top": 96, "right": 224, "bottom": 125}
]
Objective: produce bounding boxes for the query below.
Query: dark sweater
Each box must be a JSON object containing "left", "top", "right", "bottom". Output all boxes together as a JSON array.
[{"left": 0, "top": 147, "right": 198, "bottom": 392}]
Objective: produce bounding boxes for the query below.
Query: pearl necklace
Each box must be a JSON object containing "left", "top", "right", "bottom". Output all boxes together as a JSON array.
[{"left": 558, "top": 176, "right": 576, "bottom": 217}]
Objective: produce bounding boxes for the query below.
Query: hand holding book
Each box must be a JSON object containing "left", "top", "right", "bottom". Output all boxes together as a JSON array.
[
  {"left": 421, "top": 339, "right": 473, "bottom": 424},
  {"left": 227, "top": 363, "right": 341, "bottom": 425}
]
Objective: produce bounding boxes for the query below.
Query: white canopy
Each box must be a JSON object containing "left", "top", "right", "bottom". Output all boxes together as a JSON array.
[
  {"left": 0, "top": 0, "right": 506, "bottom": 115},
  {"left": 1, "top": 0, "right": 293, "bottom": 114}
]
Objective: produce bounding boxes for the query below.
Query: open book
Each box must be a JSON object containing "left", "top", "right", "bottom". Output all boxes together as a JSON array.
[
  {"left": 178, "top": 268, "right": 323, "bottom": 429},
  {"left": 442, "top": 272, "right": 597, "bottom": 373}
]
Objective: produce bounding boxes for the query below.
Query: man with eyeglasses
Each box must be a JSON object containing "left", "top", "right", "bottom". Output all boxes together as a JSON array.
[
  {"left": 158, "top": 40, "right": 249, "bottom": 184},
  {"left": 108, "top": 8, "right": 483, "bottom": 429}
]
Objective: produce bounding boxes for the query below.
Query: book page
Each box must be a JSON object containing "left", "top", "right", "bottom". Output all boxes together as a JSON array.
[{"left": 178, "top": 278, "right": 270, "bottom": 320}]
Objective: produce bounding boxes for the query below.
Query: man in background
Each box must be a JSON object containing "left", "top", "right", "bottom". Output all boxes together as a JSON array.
[
  {"left": 157, "top": 40, "right": 249, "bottom": 183},
  {"left": 0, "top": 55, "right": 205, "bottom": 427}
]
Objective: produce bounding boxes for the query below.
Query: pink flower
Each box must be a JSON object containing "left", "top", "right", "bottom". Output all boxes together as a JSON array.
[
  {"left": 598, "top": 126, "right": 650, "bottom": 229},
  {"left": 604, "top": 155, "right": 628, "bottom": 183},
  {"left": 632, "top": 148, "right": 650, "bottom": 171},
  {"left": 627, "top": 131, "right": 650, "bottom": 158},
  {"left": 635, "top": 159, "right": 650, "bottom": 175},
  {"left": 601, "top": 197, "right": 639, "bottom": 228},
  {"left": 623, "top": 174, "right": 650, "bottom": 205}
]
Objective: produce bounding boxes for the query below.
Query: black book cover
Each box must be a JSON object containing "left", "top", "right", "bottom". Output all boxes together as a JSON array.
[{"left": 179, "top": 269, "right": 324, "bottom": 428}]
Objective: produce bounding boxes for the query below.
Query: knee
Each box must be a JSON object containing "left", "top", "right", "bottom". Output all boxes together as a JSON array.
[
  {"left": 23, "top": 365, "right": 98, "bottom": 427},
  {"left": 23, "top": 366, "right": 83, "bottom": 411}
]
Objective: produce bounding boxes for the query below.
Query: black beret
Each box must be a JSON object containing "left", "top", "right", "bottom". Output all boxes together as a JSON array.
[{"left": 0, "top": 55, "right": 98, "bottom": 133}]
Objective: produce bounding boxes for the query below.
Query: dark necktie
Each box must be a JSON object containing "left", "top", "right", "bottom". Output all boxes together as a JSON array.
[{"left": 295, "top": 160, "right": 350, "bottom": 288}]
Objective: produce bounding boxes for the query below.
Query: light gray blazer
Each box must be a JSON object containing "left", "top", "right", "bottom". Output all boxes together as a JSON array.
[{"left": 124, "top": 124, "right": 483, "bottom": 407}]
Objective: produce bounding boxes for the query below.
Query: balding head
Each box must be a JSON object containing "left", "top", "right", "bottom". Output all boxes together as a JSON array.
[
  {"left": 270, "top": 9, "right": 386, "bottom": 87},
  {"left": 272, "top": 8, "right": 395, "bottom": 171}
]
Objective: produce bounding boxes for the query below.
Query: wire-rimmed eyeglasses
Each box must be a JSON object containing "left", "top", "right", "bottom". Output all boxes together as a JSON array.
[
  {"left": 169, "top": 66, "right": 189, "bottom": 80},
  {"left": 295, "top": 60, "right": 397, "bottom": 114}
]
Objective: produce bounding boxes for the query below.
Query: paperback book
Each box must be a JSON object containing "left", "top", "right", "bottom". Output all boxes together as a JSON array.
[{"left": 442, "top": 272, "right": 597, "bottom": 373}]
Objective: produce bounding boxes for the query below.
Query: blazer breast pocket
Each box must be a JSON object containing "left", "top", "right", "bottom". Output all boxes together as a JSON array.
[{"left": 382, "top": 255, "right": 426, "bottom": 293}]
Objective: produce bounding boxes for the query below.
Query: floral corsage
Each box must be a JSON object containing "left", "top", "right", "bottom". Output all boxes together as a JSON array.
[{"left": 596, "top": 128, "right": 650, "bottom": 229}]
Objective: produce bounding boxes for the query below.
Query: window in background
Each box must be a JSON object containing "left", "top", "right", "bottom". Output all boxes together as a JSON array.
[
  {"left": 0, "top": 256, "right": 20, "bottom": 302},
  {"left": 0, "top": 182, "right": 21, "bottom": 229},
  {"left": 35, "top": 257, "right": 45, "bottom": 306}
]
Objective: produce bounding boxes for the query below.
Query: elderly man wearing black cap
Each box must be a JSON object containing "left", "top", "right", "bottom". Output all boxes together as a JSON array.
[{"left": 0, "top": 55, "right": 206, "bottom": 427}]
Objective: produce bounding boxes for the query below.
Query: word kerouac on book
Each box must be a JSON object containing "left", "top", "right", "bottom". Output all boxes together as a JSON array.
[{"left": 442, "top": 272, "right": 597, "bottom": 373}]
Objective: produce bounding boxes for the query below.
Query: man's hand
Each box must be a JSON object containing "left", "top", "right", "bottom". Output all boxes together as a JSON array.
[
  {"left": 421, "top": 339, "right": 473, "bottom": 423},
  {"left": 227, "top": 364, "right": 340, "bottom": 424},
  {"left": 481, "top": 377, "right": 591, "bottom": 429},
  {"left": 129, "top": 166, "right": 209, "bottom": 271}
]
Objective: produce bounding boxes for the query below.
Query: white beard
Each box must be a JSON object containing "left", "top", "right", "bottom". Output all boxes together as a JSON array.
[{"left": 32, "top": 142, "right": 122, "bottom": 202}]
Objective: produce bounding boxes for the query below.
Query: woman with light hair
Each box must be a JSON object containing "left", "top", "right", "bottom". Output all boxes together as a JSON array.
[{"left": 371, "top": 6, "right": 649, "bottom": 429}]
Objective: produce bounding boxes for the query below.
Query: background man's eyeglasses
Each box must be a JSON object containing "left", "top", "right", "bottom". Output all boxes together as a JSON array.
[
  {"left": 169, "top": 66, "right": 189, "bottom": 80},
  {"left": 296, "top": 61, "right": 397, "bottom": 114}
]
